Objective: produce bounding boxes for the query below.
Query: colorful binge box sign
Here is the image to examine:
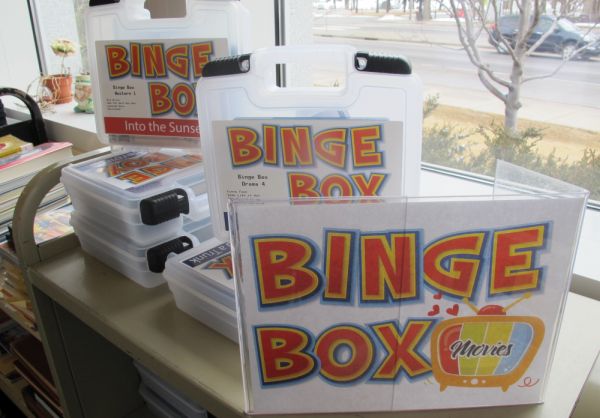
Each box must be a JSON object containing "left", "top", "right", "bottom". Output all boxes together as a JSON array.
[
  {"left": 231, "top": 191, "right": 587, "bottom": 414},
  {"left": 95, "top": 38, "right": 228, "bottom": 139}
]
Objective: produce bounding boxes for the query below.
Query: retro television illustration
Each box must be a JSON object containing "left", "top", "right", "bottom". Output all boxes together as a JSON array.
[{"left": 430, "top": 293, "right": 544, "bottom": 392}]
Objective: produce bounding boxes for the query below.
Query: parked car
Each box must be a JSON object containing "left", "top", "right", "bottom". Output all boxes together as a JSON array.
[
  {"left": 488, "top": 15, "right": 600, "bottom": 59},
  {"left": 313, "top": 0, "right": 335, "bottom": 10}
]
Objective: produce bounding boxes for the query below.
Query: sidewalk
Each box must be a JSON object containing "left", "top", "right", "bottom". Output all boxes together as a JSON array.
[
  {"left": 427, "top": 85, "right": 600, "bottom": 132},
  {"left": 314, "top": 15, "right": 470, "bottom": 47}
]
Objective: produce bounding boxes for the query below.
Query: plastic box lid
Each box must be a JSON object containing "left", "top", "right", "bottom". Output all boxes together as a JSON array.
[
  {"left": 164, "top": 238, "right": 234, "bottom": 309},
  {"left": 62, "top": 149, "right": 207, "bottom": 226}
]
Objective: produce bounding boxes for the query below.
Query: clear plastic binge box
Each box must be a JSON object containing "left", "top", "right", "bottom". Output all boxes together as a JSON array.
[
  {"left": 60, "top": 0, "right": 250, "bottom": 287},
  {"left": 163, "top": 238, "right": 237, "bottom": 341},
  {"left": 196, "top": 44, "right": 423, "bottom": 242}
]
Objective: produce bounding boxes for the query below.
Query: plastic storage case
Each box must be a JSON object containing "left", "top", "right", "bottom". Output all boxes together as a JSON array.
[
  {"left": 135, "top": 362, "right": 208, "bottom": 418},
  {"left": 196, "top": 44, "right": 423, "bottom": 241},
  {"left": 62, "top": 1, "right": 250, "bottom": 286},
  {"left": 163, "top": 238, "right": 237, "bottom": 342},
  {"left": 139, "top": 384, "right": 183, "bottom": 418},
  {"left": 62, "top": 150, "right": 206, "bottom": 225},
  {"left": 86, "top": 0, "right": 250, "bottom": 148},
  {"left": 61, "top": 150, "right": 208, "bottom": 243},
  {"left": 71, "top": 211, "right": 199, "bottom": 288}
]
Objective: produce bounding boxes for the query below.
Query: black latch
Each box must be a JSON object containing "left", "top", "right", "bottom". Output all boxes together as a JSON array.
[
  {"left": 89, "top": 0, "right": 120, "bottom": 6},
  {"left": 140, "top": 188, "right": 189, "bottom": 225},
  {"left": 202, "top": 54, "right": 251, "bottom": 77},
  {"left": 147, "top": 236, "right": 194, "bottom": 273},
  {"left": 354, "top": 52, "right": 412, "bottom": 75}
]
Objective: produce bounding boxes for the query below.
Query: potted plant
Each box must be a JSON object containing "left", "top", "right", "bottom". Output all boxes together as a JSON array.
[{"left": 42, "top": 38, "right": 77, "bottom": 104}]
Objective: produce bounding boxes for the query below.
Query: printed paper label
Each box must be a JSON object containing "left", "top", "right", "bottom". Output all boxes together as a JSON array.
[
  {"left": 211, "top": 119, "right": 404, "bottom": 233},
  {"left": 182, "top": 241, "right": 234, "bottom": 288},
  {"left": 74, "top": 151, "right": 202, "bottom": 191},
  {"left": 232, "top": 196, "right": 586, "bottom": 414},
  {"left": 96, "top": 38, "right": 228, "bottom": 139}
]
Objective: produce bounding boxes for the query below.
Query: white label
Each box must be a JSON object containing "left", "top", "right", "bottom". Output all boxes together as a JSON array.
[
  {"left": 211, "top": 118, "right": 405, "bottom": 233},
  {"left": 95, "top": 38, "right": 229, "bottom": 140}
]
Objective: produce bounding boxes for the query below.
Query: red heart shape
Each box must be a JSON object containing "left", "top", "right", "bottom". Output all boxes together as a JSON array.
[
  {"left": 446, "top": 304, "right": 459, "bottom": 316},
  {"left": 433, "top": 292, "right": 443, "bottom": 300},
  {"left": 427, "top": 305, "right": 440, "bottom": 317}
]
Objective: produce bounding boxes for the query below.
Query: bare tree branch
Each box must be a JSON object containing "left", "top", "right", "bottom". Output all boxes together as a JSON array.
[
  {"left": 447, "top": 0, "right": 592, "bottom": 133},
  {"left": 490, "top": 0, "right": 519, "bottom": 61},
  {"left": 520, "top": 1, "right": 544, "bottom": 50},
  {"left": 526, "top": 18, "right": 559, "bottom": 55},
  {"left": 523, "top": 40, "right": 600, "bottom": 82},
  {"left": 450, "top": 1, "right": 510, "bottom": 89},
  {"left": 515, "top": 0, "right": 525, "bottom": 15},
  {"left": 477, "top": 69, "right": 508, "bottom": 102}
]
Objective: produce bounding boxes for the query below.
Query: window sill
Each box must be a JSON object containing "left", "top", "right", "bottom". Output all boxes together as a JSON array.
[
  {"left": 4, "top": 101, "right": 599, "bottom": 298},
  {"left": 3, "top": 99, "right": 102, "bottom": 153}
]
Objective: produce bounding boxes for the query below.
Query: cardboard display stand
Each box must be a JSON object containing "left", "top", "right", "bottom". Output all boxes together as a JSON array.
[{"left": 229, "top": 162, "right": 588, "bottom": 414}]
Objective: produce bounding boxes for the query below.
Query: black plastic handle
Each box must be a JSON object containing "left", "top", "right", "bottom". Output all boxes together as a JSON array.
[
  {"left": 89, "top": 0, "right": 120, "bottom": 6},
  {"left": 0, "top": 87, "right": 48, "bottom": 145},
  {"left": 139, "top": 188, "right": 189, "bottom": 225},
  {"left": 202, "top": 51, "right": 411, "bottom": 77},
  {"left": 202, "top": 54, "right": 251, "bottom": 77},
  {"left": 354, "top": 52, "right": 412, "bottom": 75},
  {"left": 147, "top": 236, "right": 194, "bottom": 273}
]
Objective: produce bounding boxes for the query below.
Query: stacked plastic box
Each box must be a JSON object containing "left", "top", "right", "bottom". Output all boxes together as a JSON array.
[
  {"left": 163, "top": 238, "right": 236, "bottom": 341},
  {"left": 60, "top": 0, "right": 250, "bottom": 288},
  {"left": 62, "top": 149, "right": 213, "bottom": 288}
]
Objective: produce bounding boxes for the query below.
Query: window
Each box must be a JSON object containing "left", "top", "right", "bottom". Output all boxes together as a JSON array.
[
  {"left": 6, "top": 0, "right": 598, "bottom": 284},
  {"left": 284, "top": 1, "right": 599, "bottom": 206}
]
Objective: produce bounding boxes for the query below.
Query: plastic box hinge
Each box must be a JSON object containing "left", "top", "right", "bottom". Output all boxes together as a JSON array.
[
  {"left": 140, "top": 188, "right": 190, "bottom": 225},
  {"left": 354, "top": 52, "right": 412, "bottom": 75},
  {"left": 89, "top": 0, "right": 120, "bottom": 6},
  {"left": 147, "top": 236, "right": 194, "bottom": 273},
  {"left": 202, "top": 54, "right": 251, "bottom": 77}
]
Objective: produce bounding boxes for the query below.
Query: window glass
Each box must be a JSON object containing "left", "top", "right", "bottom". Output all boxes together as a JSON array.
[
  {"left": 534, "top": 18, "right": 553, "bottom": 32},
  {"left": 33, "top": 0, "right": 83, "bottom": 75},
  {"left": 291, "top": 1, "right": 600, "bottom": 203}
]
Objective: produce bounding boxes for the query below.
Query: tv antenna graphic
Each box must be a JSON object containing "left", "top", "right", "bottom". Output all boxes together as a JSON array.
[{"left": 462, "top": 293, "right": 532, "bottom": 316}]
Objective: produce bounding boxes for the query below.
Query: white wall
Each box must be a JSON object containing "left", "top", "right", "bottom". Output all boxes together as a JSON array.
[
  {"left": 240, "top": 0, "right": 276, "bottom": 50},
  {"left": 0, "top": 0, "right": 40, "bottom": 92}
]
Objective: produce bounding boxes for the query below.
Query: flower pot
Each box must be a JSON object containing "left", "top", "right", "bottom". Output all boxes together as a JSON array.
[{"left": 42, "top": 74, "right": 73, "bottom": 104}]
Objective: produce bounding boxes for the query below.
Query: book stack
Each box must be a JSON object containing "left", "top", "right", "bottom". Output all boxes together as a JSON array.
[
  {"left": 0, "top": 311, "right": 28, "bottom": 382},
  {"left": 0, "top": 242, "right": 37, "bottom": 333},
  {"left": 0, "top": 139, "right": 73, "bottom": 239},
  {"left": 0, "top": 206, "right": 74, "bottom": 340},
  {"left": 163, "top": 238, "right": 236, "bottom": 342},
  {"left": 12, "top": 334, "right": 62, "bottom": 417},
  {"left": 61, "top": 149, "right": 213, "bottom": 288}
]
